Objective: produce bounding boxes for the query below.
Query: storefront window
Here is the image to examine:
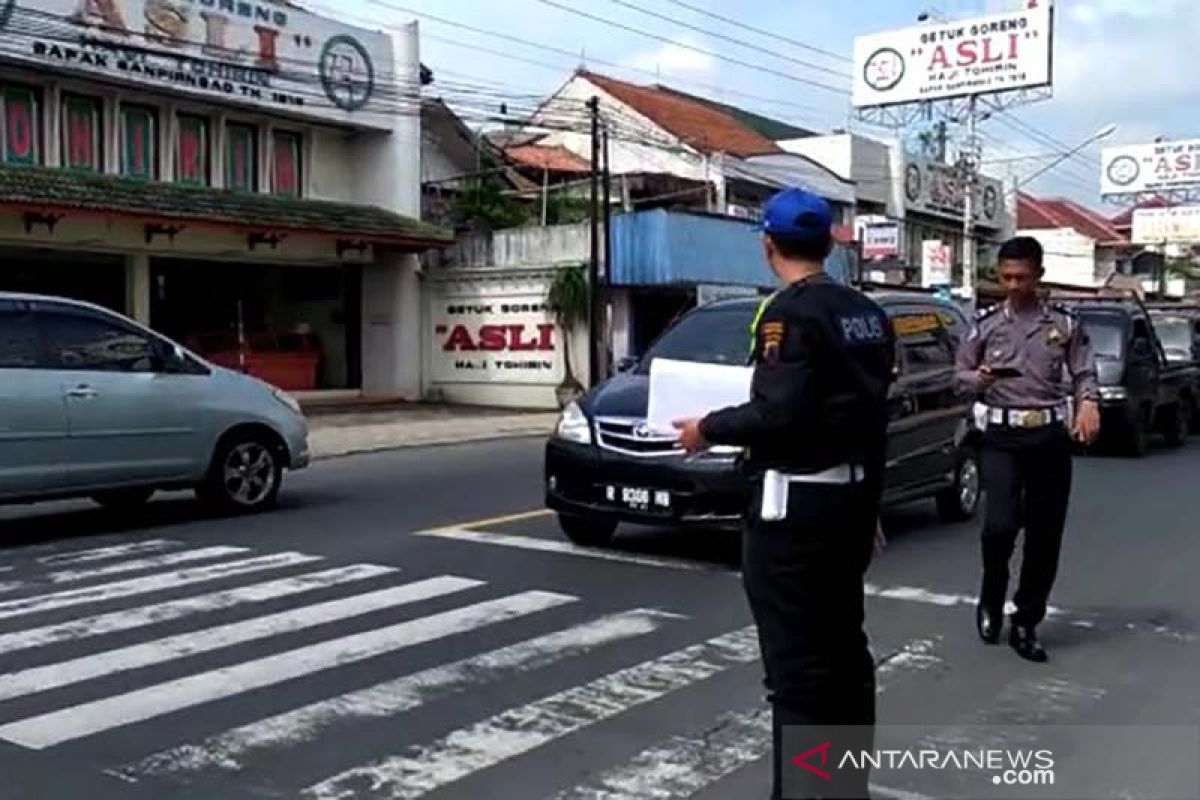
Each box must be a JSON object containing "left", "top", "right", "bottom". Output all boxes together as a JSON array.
[
  {"left": 176, "top": 114, "right": 210, "bottom": 186},
  {"left": 1, "top": 86, "right": 40, "bottom": 166},
  {"left": 271, "top": 130, "right": 302, "bottom": 197},
  {"left": 61, "top": 94, "right": 102, "bottom": 172},
  {"left": 225, "top": 122, "right": 258, "bottom": 192},
  {"left": 120, "top": 104, "right": 156, "bottom": 180}
]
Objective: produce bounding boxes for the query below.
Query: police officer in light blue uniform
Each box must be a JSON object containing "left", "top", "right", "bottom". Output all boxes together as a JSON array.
[{"left": 675, "top": 188, "right": 895, "bottom": 800}]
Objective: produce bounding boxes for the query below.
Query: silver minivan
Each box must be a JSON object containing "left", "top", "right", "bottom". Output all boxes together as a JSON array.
[{"left": 0, "top": 293, "right": 310, "bottom": 513}]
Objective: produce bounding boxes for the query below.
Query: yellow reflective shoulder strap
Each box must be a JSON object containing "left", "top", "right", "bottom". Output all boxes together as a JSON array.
[{"left": 748, "top": 291, "right": 779, "bottom": 356}]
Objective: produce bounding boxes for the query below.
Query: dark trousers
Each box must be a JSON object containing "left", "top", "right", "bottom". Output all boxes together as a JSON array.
[
  {"left": 742, "top": 476, "right": 879, "bottom": 799},
  {"left": 979, "top": 424, "right": 1074, "bottom": 628}
]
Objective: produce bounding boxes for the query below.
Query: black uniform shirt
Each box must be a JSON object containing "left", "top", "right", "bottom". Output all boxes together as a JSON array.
[{"left": 699, "top": 273, "right": 896, "bottom": 475}]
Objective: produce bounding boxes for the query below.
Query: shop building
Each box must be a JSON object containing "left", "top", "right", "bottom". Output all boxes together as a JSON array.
[{"left": 0, "top": 1, "right": 448, "bottom": 398}]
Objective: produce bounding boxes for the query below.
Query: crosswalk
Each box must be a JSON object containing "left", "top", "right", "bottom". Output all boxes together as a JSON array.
[{"left": 0, "top": 535, "right": 1112, "bottom": 799}]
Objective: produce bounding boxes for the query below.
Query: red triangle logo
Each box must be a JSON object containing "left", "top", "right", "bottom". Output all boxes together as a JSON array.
[{"left": 792, "top": 741, "right": 832, "bottom": 781}]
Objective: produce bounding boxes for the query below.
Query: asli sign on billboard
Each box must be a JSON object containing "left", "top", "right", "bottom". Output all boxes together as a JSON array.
[
  {"left": 1101, "top": 138, "right": 1200, "bottom": 197},
  {"left": 431, "top": 296, "right": 564, "bottom": 386},
  {"left": 1131, "top": 206, "right": 1200, "bottom": 245},
  {"left": 853, "top": 3, "right": 1053, "bottom": 108},
  {"left": 0, "top": 0, "right": 395, "bottom": 129}
]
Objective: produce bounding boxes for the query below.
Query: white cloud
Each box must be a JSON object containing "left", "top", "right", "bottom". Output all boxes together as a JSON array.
[{"left": 622, "top": 36, "right": 716, "bottom": 76}]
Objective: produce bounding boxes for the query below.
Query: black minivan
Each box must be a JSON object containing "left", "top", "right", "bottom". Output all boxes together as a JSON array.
[{"left": 544, "top": 289, "right": 982, "bottom": 546}]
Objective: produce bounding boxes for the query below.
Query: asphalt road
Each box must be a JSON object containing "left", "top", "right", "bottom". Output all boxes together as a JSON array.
[{"left": 0, "top": 436, "right": 1198, "bottom": 800}]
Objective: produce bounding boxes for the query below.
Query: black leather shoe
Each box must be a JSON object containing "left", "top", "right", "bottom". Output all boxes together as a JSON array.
[
  {"left": 976, "top": 605, "right": 1002, "bottom": 644},
  {"left": 1009, "top": 624, "right": 1048, "bottom": 662}
]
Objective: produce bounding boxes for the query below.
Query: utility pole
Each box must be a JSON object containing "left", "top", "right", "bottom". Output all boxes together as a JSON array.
[
  {"left": 587, "top": 95, "right": 601, "bottom": 388},
  {"left": 601, "top": 124, "right": 612, "bottom": 381},
  {"left": 960, "top": 95, "right": 979, "bottom": 304}
]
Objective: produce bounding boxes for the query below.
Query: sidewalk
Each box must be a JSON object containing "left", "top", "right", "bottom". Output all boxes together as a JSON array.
[{"left": 305, "top": 403, "right": 560, "bottom": 460}]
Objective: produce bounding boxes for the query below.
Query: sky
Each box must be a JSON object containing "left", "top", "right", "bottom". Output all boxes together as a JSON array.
[{"left": 329, "top": 0, "right": 1198, "bottom": 212}]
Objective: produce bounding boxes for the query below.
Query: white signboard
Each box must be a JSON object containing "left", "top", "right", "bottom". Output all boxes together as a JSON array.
[
  {"left": 1101, "top": 138, "right": 1200, "bottom": 197},
  {"left": 862, "top": 223, "right": 900, "bottom": 260},
  {"left": 904, "top": 156, "right": 1006, "bottom": 227},
  {"left": 0, "top": 0, "right": 395, "bottom": 130},
  {"left": 431, "top": 295, "right": 563, "bottom": 386},
  {"left": 853, "top": 4, "right": 1053, "bottom": 108},
  {"left": 922, "top": 240, "right": 952, "bottom": 287},
  {"left": 1132, "top": 206, "right": 1200, "bottom": 244}
]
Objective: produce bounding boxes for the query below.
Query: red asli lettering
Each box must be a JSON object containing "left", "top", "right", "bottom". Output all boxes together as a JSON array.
[
  {"left": 1008, "top": 32, "right": 1020, "bottom": 60},
  {"left": 477, "top": 325, "right": 506, "bottom": 352},
  {"left": 443, "top": 325, "right": 476, "bottom": 351},
  {"left": 955, "top": 40, "right": 977, "bottom": 66},
  {"left": 980, "top": 37, "right": 1003, "bottom": 64},
  {"left": 536, "top": 323, "right": 555, "bottom": 351},
  {"left": 929, "top": 44, "right": 951, "bottom": 70},
  {"left": 508, "top": 324, "right": 538, "bottom": 351}
]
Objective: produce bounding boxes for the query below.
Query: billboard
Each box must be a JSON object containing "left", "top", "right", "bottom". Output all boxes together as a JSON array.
[
  {"left": 921, "top": 240, "right": 952, "bottom": 287},
  {"left": 852, "top": 4, "right": 1053, "bottom": 109},
  {"left": 904, "top": 156, "right": 1006, "bottom": 229},
  {"left": 1101, "top": 139, "right": 1200, "bottom": 197},
  {"left": 862, "top": 222, "right": 900, "bottom": 260},
  {"left": 0, "top": 0, "right": 396, "bottom": 130},
  {"left": 1131, "top": 206, "right": 1200, "bottom": 244}
]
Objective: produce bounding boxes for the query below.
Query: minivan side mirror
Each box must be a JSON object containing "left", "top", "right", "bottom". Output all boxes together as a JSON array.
[
  {"left": 152, "top": 340, "right": 189, "bottom": 373},
  {"left": 615, "top": 356, "right": 638, "bottom": 373}
]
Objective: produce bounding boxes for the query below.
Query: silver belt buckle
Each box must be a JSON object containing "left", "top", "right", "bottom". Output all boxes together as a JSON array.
[{"left": 1020, "top": 410, "right": 1048, "bottom": 428}]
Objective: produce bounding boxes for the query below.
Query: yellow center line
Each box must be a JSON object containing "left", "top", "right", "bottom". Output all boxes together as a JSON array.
[{"left": 418, "top": 508, "right": 553, "bottom": 535}]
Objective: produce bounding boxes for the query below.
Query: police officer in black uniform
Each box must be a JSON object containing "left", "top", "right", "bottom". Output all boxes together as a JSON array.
[{"left": 675, "top": 188, "right": 895, "bottom": 800}]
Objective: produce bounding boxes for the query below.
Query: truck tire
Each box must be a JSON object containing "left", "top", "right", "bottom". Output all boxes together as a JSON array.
[
  {"left": 558, "top": 514, "right": 618, "bottom": 547},
  {"left": 936, "top": 447, "right": 982, "bottom": 523}
]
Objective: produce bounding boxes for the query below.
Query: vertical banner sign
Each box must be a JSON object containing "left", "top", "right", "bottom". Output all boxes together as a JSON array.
[
  {"left": 63, "top": 95, "right": 100, "bottom": 171},
  {"left": 121, "top": 105, "right": 155, "bottom": 179},
  {"left": 272, "top": 130, "right": 300, "bottom": 196},
  {"left": 852, "top": 4, "right": 1053, "bottom": 108},
  {"left": 175, "top": 113, "right": 207, "bottom": 185},
  {"left": 225, "top": 122, "right": 256, "bottom": 191},
  {"left": 3, "top": 88, "right": 37, "bottom": 165},
  {"left": 922, "top": 240, "right": 952, "bottom": 287}
]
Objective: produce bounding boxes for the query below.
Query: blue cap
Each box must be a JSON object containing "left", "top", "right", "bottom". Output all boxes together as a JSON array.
[{"left": 760, "top": 187, "right": 833, "bottom": 241}]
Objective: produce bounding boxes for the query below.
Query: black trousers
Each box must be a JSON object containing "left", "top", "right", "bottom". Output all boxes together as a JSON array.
[
  {"left": 742, "top": 475, "right": 880, "bottom": 800},
  {"left": 979, "top": 424, "right": 1074, "bottom": 628}
]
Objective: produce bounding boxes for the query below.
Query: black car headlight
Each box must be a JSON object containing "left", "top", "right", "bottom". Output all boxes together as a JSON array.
[{"left": 554, "top": 401, "right": 593, "bottom": 445}]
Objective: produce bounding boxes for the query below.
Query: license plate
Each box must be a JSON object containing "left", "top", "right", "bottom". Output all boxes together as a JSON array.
[{"left": 605, "top": 485, "right": 671, "bottom": 510}]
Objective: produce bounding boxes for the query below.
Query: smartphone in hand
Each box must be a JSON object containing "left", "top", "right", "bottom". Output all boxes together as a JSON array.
[{"left": 985, "top": 366, "right": 1023, "bottom": 379}]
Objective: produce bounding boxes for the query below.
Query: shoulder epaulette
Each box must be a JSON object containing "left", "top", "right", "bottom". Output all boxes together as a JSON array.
[
  {"left": 1050, "top": 302, "right": 1077, "bottom": 317},
  {"left": 975, "top": 303, "right": 1003, "bottom": 321}
]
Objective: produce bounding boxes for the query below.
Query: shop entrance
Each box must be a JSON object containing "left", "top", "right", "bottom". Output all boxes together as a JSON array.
[
  {"left": 0, "top": 247, "right": 126, "bottom": 312},
  {"left": 149, "top": 258, "right": 362, "bottom": 391}
]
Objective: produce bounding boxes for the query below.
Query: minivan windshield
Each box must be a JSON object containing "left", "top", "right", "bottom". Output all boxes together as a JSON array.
[
  {"left": 1153, "top": 317, "right": 1193, "bottom": 359},
  {"left": 1081, "top": 318, "right": 1125, "bottom": 359},
  {"left": 636, "top": 305, "right": 756, "bottom": 373}
]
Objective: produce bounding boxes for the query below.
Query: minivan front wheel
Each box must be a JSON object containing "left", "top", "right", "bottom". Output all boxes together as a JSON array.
[
  {"left": 936, "top": 447, "right": 982, "bottom": 522},
  {"left": 198, "top": 434, "right": 283, "bottom": 513}
]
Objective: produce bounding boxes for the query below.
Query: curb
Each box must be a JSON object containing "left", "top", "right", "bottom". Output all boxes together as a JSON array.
[{"left": 309, "top": 426, "right": 553, "bottom": 462}]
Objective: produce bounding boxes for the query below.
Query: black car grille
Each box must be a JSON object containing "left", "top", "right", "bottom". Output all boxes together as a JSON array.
[{"left": 595, "top": 417, "right": 682, "bottom": 457}]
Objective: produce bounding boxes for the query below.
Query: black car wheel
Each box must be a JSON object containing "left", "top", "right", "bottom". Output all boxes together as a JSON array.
[
  {"left": 197, "top": 432, "right": 284, "bottom": 514},
  {"left": 1163, "top": 402, "right": 1190, "bottom": 448},
  {"left": 1123, "top": 408, "right": 1151, "bottom": 457},
  {"left": 92, "top": 488, "right": 156, "bottom": 511},
  {"left": 557, "top": 514, "right": 618, "bottom": 547},
  {"left": 936, "top": 447, "right": 982, "bottom": 522}
]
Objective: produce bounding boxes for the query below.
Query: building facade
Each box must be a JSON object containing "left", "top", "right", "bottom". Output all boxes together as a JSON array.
[{"left": 0, "top": 1, "right": 447, "bottom": 398}]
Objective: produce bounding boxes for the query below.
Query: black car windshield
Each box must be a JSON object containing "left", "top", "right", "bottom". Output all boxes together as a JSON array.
[
  {"left": 1081, "top": 318, "right": 1125, "bottom": 359},
  {"left": 636, "top": 305, "right": 756, "bottom": 373},
  {"left": 1154, "top": 318, "right": 1192, "bottom": 355}
]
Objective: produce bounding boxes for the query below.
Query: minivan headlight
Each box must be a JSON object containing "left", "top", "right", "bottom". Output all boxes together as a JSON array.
[{"left": 554, "top": 401, "right": 593, "bottom": 444}]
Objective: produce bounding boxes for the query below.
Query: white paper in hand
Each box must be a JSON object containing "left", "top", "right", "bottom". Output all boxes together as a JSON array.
[{"left": 645, "top": 358, "right": 753, "bottom": 436}]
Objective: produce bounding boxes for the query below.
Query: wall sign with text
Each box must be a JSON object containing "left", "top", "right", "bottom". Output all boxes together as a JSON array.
[
  {"left": 431, "top": 295, "right": 564, "bottom": 386},
  {"left": 0, "top": 0, "right": 396, "bottom": 130}
]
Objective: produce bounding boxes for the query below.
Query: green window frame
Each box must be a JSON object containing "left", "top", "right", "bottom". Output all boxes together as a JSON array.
[
  {"left": 120, "top": 104, "right": 156, "bottom": 180},
  {"left": 224, "top": 122, "right": 258, "bottom": 192},
  {"left": 176, "top": 114, "right": 210, "bottom": 186},
  {"left": 61, "top": 94, "right": 103, "bottom": 173},
  {"left": 271, "top": 130, "right": 301, "bottom": 197},
  {"left": 1, "top": 85, "right": 40, "bottom": 166}
]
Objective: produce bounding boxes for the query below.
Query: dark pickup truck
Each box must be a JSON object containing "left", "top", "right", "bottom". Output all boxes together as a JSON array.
[{"left": 1064, "top": 296, "right": 1200, "bottom": 456}]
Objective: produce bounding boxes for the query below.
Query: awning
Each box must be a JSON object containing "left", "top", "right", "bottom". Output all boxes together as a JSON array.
[
  {"left": 0, "top": 165, "right": 453, "bottom": 248},
  {"left": 727, "top": 153, "right": 857, "bottom": 206}
]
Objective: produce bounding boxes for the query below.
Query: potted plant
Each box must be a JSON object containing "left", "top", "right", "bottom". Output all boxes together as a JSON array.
[{"left": 546, "top": 263, "right": 590, "bottom": 408}]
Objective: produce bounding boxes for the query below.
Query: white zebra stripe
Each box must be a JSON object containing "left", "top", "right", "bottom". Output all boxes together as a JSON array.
[
  {"left": 301, "top": 626, "right": 761, "bottom": 800},
  {"left": 123, "top": 608, "right": 684, "bottom": 779},
  {"left": 0, "top": 552, "right": 323, "bottom": 621},
  {"left": 0, "top": 576, "right": 483, "bottom": 702},
  {"left": 0, "top": 564, "right": 397, "bottom": 656},
  {"left": 545, "top": 639, "right": 942, "bottom": 800},
  {"left": 0, "top": 590, "right": 576, "bottom": 749},
  {"left": 0, "top": 582, "right": 21, "bottom": 594},
  {"left": 41, "top": 546, "right": 250, "bottom": 584},
  {"left": 37, "top": 540, "right": 180, "bottom": 567}
]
